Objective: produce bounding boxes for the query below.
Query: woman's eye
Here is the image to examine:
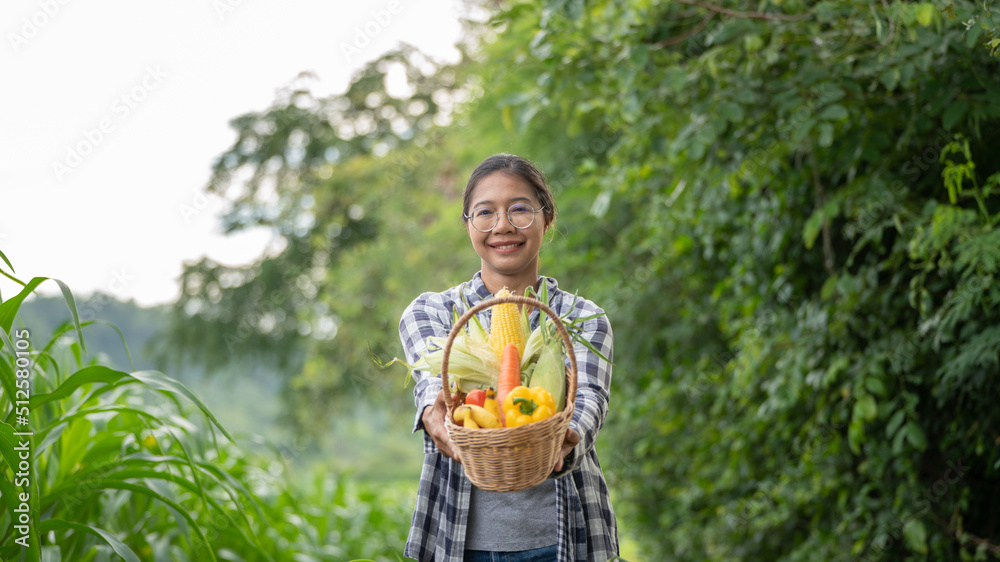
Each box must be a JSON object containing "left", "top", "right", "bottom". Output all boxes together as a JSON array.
[
  {"left": 509, "top": 205, "right": 531, "bottom": 214},
  {"left": 475, "top": 209, "right": 494, "bottom": 217}
]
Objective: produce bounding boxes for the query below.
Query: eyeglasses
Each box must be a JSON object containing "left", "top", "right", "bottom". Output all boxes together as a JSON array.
[{"left": 463, "top": 203, "right": 545, "bottom": 233}]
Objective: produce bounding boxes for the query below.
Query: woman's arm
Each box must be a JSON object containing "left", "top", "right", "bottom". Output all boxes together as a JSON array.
[
  {"left": 552, "top": 307, "right": 613, "bottom": 476},
  {"left": 399, "top": 293, "right": 459, "bottom": 459}
]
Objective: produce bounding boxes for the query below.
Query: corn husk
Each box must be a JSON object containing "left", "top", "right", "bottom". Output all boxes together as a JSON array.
[
  {"left": 527, "top": 321, "right": 566, "bottom": 411},
  {"left": 384, "top": 311, "right": 500, "bottom": 393}
]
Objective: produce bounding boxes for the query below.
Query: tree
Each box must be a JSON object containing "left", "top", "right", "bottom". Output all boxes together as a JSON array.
[
  {"left": 161, "top": 46, "right": 479, "bottom": 432},
  {"left": 497, "top": 0, "right": 1000, "bottom": 559}
]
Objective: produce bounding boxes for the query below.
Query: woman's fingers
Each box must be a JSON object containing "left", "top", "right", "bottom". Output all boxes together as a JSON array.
[
  {"left": 553, "top": 428, "right": 581, "bottom": 472},
  {"left": 423, "top": 390, "right": 462, "bottom": 463}
]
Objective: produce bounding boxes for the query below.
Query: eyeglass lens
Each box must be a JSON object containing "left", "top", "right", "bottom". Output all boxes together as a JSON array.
[{"left": 470, "top": 204, "right": 538, "bottom": 232}]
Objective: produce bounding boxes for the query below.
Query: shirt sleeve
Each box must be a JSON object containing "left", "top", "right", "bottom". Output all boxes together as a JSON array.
[
  {"left": 552, "top": 304, "right": 613, "bottom": 477},
  {"left": 399, "top": 293, "right": 454, "bottom": 451}
]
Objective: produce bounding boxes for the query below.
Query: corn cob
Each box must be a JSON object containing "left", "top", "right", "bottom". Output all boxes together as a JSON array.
[{"left": 490, "top": 287, "right": 526, "bottom": 363}]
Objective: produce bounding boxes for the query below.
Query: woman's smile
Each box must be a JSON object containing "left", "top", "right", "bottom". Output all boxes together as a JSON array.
[{"left": 488, "top": 240, "right": 525, "bottom": 253}]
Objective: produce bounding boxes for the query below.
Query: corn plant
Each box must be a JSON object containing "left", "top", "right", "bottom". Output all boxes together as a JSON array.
[
  {"left": 1, "top": 251, "right": 415, "bottom": 561},
  {"left": 0, "top": 252, "right": 271, "bottom": 561}
]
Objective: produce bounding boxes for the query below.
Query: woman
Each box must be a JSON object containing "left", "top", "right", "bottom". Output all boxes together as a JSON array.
[{"left": 398, "top": 154, "right": 618, "bottom": 561}]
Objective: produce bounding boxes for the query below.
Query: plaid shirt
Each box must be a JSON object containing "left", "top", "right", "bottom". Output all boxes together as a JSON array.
[{"left": 399, "top": 272, "right": 619, "bottom": 562}]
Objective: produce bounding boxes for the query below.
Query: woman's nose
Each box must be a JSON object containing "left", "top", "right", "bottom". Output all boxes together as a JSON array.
[{"left": 494, "top": 211, "right": 515, "bottom": 231}]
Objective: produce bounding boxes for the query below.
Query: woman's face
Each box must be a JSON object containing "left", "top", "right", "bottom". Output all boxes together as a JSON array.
[{"left": 465, "top": 171, "right": 550, "bottom": 287}]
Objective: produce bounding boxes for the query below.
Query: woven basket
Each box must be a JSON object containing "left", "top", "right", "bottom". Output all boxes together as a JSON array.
[{"left": 441, "top": 295, "right": 577, "bottom": 492}]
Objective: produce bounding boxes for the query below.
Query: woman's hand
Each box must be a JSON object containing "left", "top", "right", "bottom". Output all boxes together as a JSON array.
[
  {"left": 422, "top": 389, "right": 461, "bottom": 463},
  {"left": 553, "top": 428, "right": 581, "bottom": 472}
]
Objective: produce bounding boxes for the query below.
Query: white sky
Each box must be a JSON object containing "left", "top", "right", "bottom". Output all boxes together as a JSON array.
[{"left": 1, "top": 0, "right": 464, "bottom": 306}]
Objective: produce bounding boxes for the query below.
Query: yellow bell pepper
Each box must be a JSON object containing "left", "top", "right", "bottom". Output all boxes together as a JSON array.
[{"left": 502, "top": 386, "right": 556, "bottom": 427}]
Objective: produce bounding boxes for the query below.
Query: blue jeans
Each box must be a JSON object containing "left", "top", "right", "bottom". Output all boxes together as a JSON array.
[{"left": 464, "top": 544, "right": 558, "bottom": 561}]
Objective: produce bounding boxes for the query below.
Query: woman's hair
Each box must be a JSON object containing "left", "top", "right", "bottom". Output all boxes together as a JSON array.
[{"left": 462, "top": 153, "right": 557, "bottom": 227}]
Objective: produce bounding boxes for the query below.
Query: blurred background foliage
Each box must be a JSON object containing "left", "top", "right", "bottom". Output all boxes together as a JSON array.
[{"left": 5, "top": 0, "right": 1000, "bottom": 559}]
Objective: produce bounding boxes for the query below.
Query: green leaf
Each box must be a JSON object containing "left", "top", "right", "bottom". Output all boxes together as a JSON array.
[
  {"left": 52, "top": 278, "right": 87, "bottom": 355},
  {"left": 55, "top": 418, "right": 93, "bottom": 483},
  {"left": 818, "top": 104, "right": 849, "bottom": 121},
  {"left": 886, "top": 409, "right": 906, "bottom": 438},
  {"left": 0, "top": 359, "right": 15, "bottom": 415},
  {"left": 720, "top": 102, "right": 745, "bottom": 123},
  {"left": 0, "top": 328, "right": 14, "bottom": 357},
  {"left": 743, "top": 34, "right": 764, "bottom": 52},
  {"left": 0, "top": 276, "right": 46, "bottom": 334},
  {"left": 822, "top": 356, "right": 850, "bottom": 388},
  {"left": 864, "top": 376, "right": 887, "bottom": 397},
  {"left": 903, "top": 519, "right": 928, "bottom": 554},
  {"left": 942, "top": 99, "right": 968, "bottom": 130},
  {"left": 818, "top": 122, "right": 835, "bottom": 147},
  {"left": 0, "top": 249, "right": 14, "bottom": 273},
  {"left": 804, "top": 210, "right": 825, "bottom": 249},
  {"left": 805, "top": 199, "right": 840, "bottom": 248},
  {"left": 129, "top": 370, "right": 235, "bottom": 443},
  {"left": 39, "top": 519, "right": 141, "bottom": 562},
  {"left": 793, "top": 117, "right": 818, "bottom": 144},
  {"left": 854, "top": 393, "right": 878, "bottom": 422},
  {"left": 915, "top": 3, "right": 935, "bottom": 27},
  {"left": 31, "top": 366, "right": 130, "bottom": 409},
  {"left": 820, "top": 275, "right": 839, "bottom": 300},
  {"left": 879, "top": 68, "right": 899, "bottom": 92},
  {"left": 903, "top": 422, "right": 927, "bottom": 451},
  {"left": 848, "top": 416, "right": 865, "bottom": 454},
  {"left": 75, "top": 480, "right": 217, "bottom": 561}
]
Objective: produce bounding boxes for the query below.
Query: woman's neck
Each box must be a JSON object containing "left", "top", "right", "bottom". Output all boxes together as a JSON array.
[{"left": 480, "top": 270, "right": 541, "bottom": 298}]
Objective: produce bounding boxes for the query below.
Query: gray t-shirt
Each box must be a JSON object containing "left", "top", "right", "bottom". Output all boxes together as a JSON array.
[{"left": 464, "top": 478, "right": 558, "bottom": 550}]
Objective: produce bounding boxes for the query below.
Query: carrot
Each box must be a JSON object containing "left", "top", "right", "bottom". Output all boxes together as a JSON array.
[{"left": 496, "top": 342, "right": 521, "bottom": 427}]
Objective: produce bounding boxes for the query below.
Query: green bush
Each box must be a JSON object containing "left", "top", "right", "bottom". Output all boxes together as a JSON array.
[{"left": 491, "top": 1, "right": 1000, "bottom": 559}]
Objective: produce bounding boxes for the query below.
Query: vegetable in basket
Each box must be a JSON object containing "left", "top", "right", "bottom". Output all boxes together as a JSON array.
[{"left": 502, "top": 386, "right": 556, "bottom": 428}]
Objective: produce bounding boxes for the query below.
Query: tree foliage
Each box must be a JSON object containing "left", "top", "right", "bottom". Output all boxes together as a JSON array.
[{"left": 500, "top": 0, "right": 999, "bottom": 559}]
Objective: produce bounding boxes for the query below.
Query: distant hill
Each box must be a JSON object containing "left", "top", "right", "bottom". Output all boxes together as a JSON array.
[{"left": 16, "top": 292, "right": 170, "bottom": 372}]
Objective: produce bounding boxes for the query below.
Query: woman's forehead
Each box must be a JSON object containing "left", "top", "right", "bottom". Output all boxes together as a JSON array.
[{"left": 470, "top": 172, "right": 538, "bottom": 206}]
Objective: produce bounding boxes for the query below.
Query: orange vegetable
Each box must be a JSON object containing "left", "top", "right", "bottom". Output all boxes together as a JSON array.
[{"left": 496, "top": 343, "right": 521, "bottom": 426}]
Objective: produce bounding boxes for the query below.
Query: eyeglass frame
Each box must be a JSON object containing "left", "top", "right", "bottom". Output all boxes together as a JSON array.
[{"left": 462, "top": 203, "right": 547, "bottom": 233}]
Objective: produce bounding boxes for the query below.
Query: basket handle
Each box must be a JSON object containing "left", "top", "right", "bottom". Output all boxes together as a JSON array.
[{"left": 442, "top": 295, "right": 578, "bottom": 412}]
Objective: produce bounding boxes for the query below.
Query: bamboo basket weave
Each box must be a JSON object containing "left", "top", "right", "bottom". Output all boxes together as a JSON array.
[{"left": 441, "top": 295, "right": 577, "bottom": 492}]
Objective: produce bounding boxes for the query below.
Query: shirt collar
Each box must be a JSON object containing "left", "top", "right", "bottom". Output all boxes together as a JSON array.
[
  {"left": 467, "top": 271, "right": 494, "bottom": 303},
  {"left": 465, "top": 271, "right": 560, "bottom": 304}
]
